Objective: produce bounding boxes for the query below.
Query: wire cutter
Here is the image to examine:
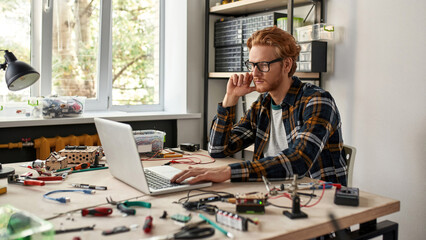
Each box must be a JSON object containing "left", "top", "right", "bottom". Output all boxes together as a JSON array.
[
  {"left": 106, "top": 197, "right": 151, "bottom": 215},
  {"left": 148, "top": 226, "right": 215, "bottom": 240}
]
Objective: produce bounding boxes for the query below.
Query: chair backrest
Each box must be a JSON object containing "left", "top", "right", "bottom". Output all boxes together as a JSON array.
[{"left": 342, "top": 144, "right": 356, "bottom": 187}]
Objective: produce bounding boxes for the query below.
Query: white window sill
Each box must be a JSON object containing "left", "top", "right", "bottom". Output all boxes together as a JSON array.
[{"left": 0, "top": 111, "right": 201, "bottom": 128}]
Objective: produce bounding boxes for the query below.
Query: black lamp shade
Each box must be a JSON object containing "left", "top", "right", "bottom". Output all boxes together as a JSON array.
[{"left": 3, "top": 50, "right": 40, "bottom": 91}]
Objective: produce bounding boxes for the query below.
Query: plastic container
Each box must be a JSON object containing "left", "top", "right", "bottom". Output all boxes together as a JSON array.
[
  {"left": 133, "top": 130, "right": 166, "bottom": 153},
  {"left": 0, "top": 205, "right": 54, "bottom": 240},
  {"left": 39, "top": 96, "right": 86, "bottom": 119},
  {"left": 296, "top": 23, "right": 334, "bottom": 42},
  {"left": 276, "top": 17, "right": 304, "bottom": 36}
]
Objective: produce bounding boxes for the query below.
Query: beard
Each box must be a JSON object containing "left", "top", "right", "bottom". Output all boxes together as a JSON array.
[{"left": 253, "top": 77, "right": 282, "bottom": 93}]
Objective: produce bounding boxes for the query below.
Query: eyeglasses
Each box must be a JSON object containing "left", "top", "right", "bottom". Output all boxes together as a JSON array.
[{"left": 244, "top": 58, "right": 283, "bottom": 72}]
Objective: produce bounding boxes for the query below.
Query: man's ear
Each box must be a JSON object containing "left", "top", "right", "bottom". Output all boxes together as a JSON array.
[{"left": 283, "top": 57, "right": 293, "bottom": 74}]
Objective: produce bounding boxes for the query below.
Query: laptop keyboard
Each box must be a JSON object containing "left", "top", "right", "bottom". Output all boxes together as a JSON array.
[{"left": 144, "top": 169, "right": 181, "bottom": 190}]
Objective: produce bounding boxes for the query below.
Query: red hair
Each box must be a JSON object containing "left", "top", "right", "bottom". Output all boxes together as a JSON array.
[{"left": 247, "top": 26, "right": 300, "bottom": 77}]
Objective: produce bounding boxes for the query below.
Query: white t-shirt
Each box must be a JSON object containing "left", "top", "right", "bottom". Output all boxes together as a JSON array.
[{"left": 263, "top": 102, "right": 288, "bottom": 157}]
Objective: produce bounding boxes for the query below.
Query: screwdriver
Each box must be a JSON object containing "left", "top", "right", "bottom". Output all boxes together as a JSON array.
[
  {"left": 143, "top": 216, "right": 153, "bottom": 233},
  {"left": 71, "top": 162, "right": 91, "bottom": 171},
  {"left": 81, "top": 207, "right": 113, "bottom": 216}
]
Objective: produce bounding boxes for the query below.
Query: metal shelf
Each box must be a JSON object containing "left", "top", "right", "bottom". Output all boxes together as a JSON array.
[{"left": 210, "top": 0, "right": 312, "bottom": 15}]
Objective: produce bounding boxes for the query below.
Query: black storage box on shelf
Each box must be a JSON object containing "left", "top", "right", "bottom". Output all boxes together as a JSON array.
[
  {"left": 214, "top": 12, "right": 285, "bottom": 72},
  {"left": 241, "top": 12, "right": 286, "bottom": 44},
  {"left": 215, "top": 45, "right": 245, "bottom": 72},
  {"left": 214, "top": 18, "right": 243, "bottom": 47},
  {"left": 296, "top": 41, "right": 327, "bottom": 72}
]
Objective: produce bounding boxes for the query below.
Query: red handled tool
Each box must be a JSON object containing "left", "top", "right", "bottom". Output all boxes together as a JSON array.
[
  {"left": 72, "top": 162, "right": 91, "bottom": 171},
  {"left": 8, "top": 175, "right": 45, "bottom": 186},
  {"left": 81, "top": 207, "right": 113, "bottom": 216},
  {"left": 28, "top": 176, "right": 64, "bottom": 181},
  {"left": 143, "top": 216, "right": 153, "bottom": 233}
]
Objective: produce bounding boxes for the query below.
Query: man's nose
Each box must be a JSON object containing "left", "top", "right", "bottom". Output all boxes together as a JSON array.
[{"left": 252, "top": 65, "right": 262, "bottom": 77}]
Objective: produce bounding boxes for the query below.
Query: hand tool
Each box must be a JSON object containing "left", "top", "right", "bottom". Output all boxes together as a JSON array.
[
  {"left": 81, "top": 207, "right": 112, "bottom": 216},
  {"left": 71, "top": 162, "right": 90, "bottom": 171},
  {"left": 102, "top": 226, "right": 130, "bottom": 235},
  {"left": 27, "top": 176, "right": 64, "bottom": 181},
  {"left": 7, "top": 174, "right": 45, "bottom": 186},
  {"left": 123, "top": 200, "right": 151, "bottom": 208},
  {"left": 143, "top": 216, "right": 153, "bottom": 233},
  {"left": 55, "top": 225, "right": 96, "bottom": 234},
  {"left": 148, "top": 226, "right": 215, "bottom": 240},
  {"left": 106, "top": 196, "right": 151, "bottom": 215}
]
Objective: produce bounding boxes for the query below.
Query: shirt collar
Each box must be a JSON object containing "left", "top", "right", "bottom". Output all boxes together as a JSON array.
[{"left": 282, "top": 76, "right": 303, "bottom": 106}]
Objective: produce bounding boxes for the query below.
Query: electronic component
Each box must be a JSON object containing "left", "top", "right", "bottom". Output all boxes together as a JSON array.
[
  {"left": 171, "top": 214, "right": 192, "bottom": 223},
  {"left": 235, "top": 193, "right": 266, "bottom": 214},
  {"left": 334, "top": 187, "right": 359, "bottom": 206},
  {"left": 215, "top": 209, "right": 249, "bottom": 231},
  {"left": 179, "top": 143, "right": 200, "bottom": 152}
]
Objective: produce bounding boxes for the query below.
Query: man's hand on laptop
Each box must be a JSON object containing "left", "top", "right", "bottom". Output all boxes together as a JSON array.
[{"left": 171, "top": 166, "right": 231, "bottom": 184}]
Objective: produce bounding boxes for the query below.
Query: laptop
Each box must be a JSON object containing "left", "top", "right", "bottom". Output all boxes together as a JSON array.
[{"left": 94, "top": 117, "right": 212, "bottom": 195}]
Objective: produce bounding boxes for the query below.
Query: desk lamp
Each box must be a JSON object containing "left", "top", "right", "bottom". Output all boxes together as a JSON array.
[{"left": 0, "top": 49, "right": 40, "bottom": 178}]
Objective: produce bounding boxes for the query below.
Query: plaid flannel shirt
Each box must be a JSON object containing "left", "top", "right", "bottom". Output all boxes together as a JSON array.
[{"left": 208, "top": 77, "right": 347, "bottom": 185}]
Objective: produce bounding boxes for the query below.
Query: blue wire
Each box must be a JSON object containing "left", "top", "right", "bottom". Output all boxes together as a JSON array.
[{"left": 43, "top": 189, "right": 95, "bottom": 203}]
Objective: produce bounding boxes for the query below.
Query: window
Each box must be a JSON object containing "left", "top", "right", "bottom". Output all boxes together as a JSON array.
[
  {"left": 1, "top": 0, "right": 163, "bottom": 112},
  {"left": 112, "top": 0, "right": 161, "bottom": 107},
  {"left": 0, "top": 0, "right": 32, "bottom": 103}
]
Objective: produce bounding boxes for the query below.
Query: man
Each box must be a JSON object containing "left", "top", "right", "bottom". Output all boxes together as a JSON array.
[{"left": 171, "top": 26, "right": 347, "bottom": 186}]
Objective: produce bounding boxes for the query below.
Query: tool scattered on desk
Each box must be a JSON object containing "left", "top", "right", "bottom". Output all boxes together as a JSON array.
[
  {"left": 102, "top": 224, "right": 139, "bottom": 236},
  {"left": 55, "top": 224, "right": 96, "bottom": 234},
  {"left": 81, "top": 207, "right": 113, "bottom": 217},
  {"left": 283, "top": 175, "right": 308, "bottom": 219},
  {"left": 71, "top": 183, "right": 107, "bottom": 190},
  {"left": 143, "top": 215, "right": 153, "bottom": 233},
  {"left": 106, "top": 196, "right": 151, "bottom": 215},
  {"left": 147, "top": 222, "right": 215, "bottom": 240},
  {"left": 8, "top": 174, "right": 45, "bottom": 186}
]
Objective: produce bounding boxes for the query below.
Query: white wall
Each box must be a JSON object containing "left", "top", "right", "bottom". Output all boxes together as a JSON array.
[
  {"left": 165, "top": 0, "right": 204, "bottom": 145},
  {"left": 325, "top": 1, "right": 426, "bottom": 239}
]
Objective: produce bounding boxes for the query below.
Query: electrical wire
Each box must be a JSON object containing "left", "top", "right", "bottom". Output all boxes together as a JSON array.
[{"left": 43, "top": 189, "right": 95, "bottom": 203}]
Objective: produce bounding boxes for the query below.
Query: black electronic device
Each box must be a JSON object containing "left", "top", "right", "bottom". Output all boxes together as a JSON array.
[
  {"left": 334, "top": 187, "right": 359, "bottom": 206},
  {"left": 179, "top": 143, "right": 200, "bottom": 152},
  {"left": 235, "top": 193, "right": 266, "bottom": 214}
]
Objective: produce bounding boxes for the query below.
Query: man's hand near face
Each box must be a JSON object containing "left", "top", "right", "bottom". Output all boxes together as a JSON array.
[
  {"left": 170, "top": 166, "right": 231, "bottom": 184},
  {"left": 222, "top": 72, "right": 256, "bottom": 107}
]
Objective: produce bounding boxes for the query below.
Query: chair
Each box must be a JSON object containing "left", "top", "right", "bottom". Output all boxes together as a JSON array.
[{"left": 343, "top": 144, "right": 356, "bottom": 187}]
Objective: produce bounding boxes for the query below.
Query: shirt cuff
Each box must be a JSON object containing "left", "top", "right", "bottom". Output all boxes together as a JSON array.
[{"left": 228, "top": 162, "right": 247, "bottom": 182}]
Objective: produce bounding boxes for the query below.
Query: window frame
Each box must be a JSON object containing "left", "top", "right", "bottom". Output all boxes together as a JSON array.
[{"left": 31, "top": 0, "right": 165, "bottom": 112}]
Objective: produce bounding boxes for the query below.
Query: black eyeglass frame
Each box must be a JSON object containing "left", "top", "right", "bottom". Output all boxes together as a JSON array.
[{"left": 244, "top": 58, "right": 283, "bottom": 72}]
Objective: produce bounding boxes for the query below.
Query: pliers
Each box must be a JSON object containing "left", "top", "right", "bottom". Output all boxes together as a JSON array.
[{"left": 106, "top": 197, "right": 151, "bottom": 215}]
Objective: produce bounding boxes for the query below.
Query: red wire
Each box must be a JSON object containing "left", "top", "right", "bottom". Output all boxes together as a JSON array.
[
  {"left": 140, "top": 152, "right": 216, "bottom": 165},
  {"left": 301, "top": 183, "right": 326, "bottom": 207}
]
